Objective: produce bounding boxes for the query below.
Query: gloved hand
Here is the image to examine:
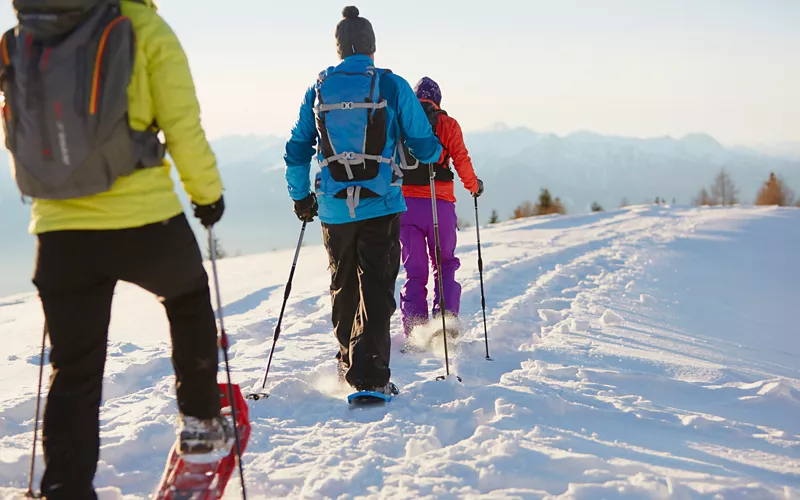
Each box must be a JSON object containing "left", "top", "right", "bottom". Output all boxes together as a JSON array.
[
  {"left": 293, "top": 193, "right": 319, "bottom": 222},
  {"left": 473, "top": 179, "right": 484, "bottom": 198},
  {"left": 192, "top": 196, "right": 225, "bottom": 227}
]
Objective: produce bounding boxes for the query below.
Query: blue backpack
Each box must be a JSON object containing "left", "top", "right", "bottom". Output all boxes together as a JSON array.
[{"left": 313, "top": 62, "right": 402, "bottom": 218}]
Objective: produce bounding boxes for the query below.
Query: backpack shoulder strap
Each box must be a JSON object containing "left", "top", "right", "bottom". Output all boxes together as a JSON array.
[
  {"left": 374, "top": 68, "right": 392, "bottom": 94},
  {"left": 429, "top": 108, "right": 451, "bottom": 165}
]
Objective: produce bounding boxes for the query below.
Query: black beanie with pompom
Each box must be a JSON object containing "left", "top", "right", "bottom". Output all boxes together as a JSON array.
[{"left": 335, "top": 6, "right": 376, "bottom": 59}]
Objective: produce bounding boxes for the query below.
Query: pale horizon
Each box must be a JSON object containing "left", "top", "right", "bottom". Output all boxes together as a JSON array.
[{"left": 0, "top": 0, "right": 798, "bottom": 147}]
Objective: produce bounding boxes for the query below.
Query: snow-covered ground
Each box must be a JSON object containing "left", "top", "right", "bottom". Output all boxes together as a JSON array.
[{"left": 1, "top": 205, "right": 799, "bottom": 499}]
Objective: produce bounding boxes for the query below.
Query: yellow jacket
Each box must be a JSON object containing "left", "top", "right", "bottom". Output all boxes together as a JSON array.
[{"left": 29, "top": 0, "right": 221, "bottom": 234}]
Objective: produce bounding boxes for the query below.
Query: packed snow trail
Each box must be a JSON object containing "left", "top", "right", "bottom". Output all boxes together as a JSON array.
[{"left": 1, "top": 206, "right": 799, "bottom": 499}]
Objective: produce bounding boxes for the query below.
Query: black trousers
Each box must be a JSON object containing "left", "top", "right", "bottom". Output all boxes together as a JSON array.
[
  {"left": 322, "top": 213, "right": 401, "bottom": 390},
  {"left": 33, "top": 214, "right": 220, "bottom": 500}
]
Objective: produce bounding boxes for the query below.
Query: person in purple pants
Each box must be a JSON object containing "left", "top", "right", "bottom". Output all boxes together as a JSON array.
[{"left": 398, "top": 77, "right": 484, "bottom": 340}]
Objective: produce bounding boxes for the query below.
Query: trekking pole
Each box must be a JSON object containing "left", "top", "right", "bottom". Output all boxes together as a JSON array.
[
  {"left": 246, "top": 220, "right": 307, "bottom": 401},
  {"left": 429, "top": 164, "right": 461, "bottom": 382},
  {"left": 25, "top": 324, "right": 47, "bottom": 499},
  {"left": 207, "top": 227, "right": 248, "bottom": 500},
  {"left": 473, "top": 196, "right": 492, "bottom": 361}
]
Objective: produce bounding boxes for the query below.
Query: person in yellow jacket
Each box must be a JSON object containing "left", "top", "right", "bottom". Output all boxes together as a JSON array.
[{"left": 2, "top": 1, "right": 231, "bottom": 498}]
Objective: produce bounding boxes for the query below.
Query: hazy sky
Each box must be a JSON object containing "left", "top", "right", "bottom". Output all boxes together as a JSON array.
[{"left": 1, "top": 0, "right": 798, "bottom": 145}]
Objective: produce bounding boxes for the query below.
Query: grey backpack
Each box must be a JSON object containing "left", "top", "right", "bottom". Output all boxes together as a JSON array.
[{"left": 0, "top": 0, "right": 165, "bottom": 200}]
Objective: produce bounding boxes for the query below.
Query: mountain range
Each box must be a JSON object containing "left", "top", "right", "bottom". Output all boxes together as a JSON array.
[{"left": 2, "top": 127, "right": 799, "bottom": 296}]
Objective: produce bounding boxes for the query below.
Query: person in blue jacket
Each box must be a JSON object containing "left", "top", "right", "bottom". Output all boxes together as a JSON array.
[{"left": 284, "top": 5, "right": 443, "bottom": 396}]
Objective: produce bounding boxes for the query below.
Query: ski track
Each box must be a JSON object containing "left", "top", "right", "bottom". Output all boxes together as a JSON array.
[{"left": 1, "top": 205, "right": 799, "bottom": 499}]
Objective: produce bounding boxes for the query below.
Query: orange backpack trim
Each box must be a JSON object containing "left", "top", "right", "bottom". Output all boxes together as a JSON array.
[
  {"left": 89, "top": 16, "right": 130, "bottom": 115},
  {"left": 0, "top": 34, "right": 9, "bottom": 66}
]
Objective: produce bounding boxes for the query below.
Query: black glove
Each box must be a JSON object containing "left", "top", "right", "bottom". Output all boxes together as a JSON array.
[
  {"left": 293, "top": 193, "right": 319, "bottom": 222},
  {"left": 473, "top": 179, "right": 484, "bottom": 198},
  {"left": 192, "top": 196, "right": 225, "bottom": 227}
]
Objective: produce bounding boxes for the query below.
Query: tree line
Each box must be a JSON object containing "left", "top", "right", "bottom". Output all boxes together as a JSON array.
[
  {"left": 484, "top": 169, "right": 800, "bottom": 225},
  {"left": 214, "top": 169, "right": 800, "bottom": 254}
]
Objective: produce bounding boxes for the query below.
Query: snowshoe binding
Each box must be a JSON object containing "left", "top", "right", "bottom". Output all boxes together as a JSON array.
[
  {"left": 347, "top": 382, "right": 399, "bottom": 404},
  {"left": 178, "top": 414, "right": 235, "bottom": 456}
]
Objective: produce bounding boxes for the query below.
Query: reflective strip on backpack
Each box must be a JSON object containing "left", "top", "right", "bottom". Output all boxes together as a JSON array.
[
  {"left": 89, "top": 15, "right": 129, "bottom": 115},
  {"left": 314, "top": 100, "right": 387, "bottom": 114}
]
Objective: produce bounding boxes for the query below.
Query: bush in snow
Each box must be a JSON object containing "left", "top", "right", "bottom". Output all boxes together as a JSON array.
[
  {"left": 512, "top": 201, "right": 536, "bottom": 219},
  {"left": 591, "top": 202, "right": 604, "bottom": 212},
  {"left": 535, "top": 189, "right": 566, "bottom": 216},
  {"left": 511, "top": 189, "right": 567, "bottom": 219},
  {"left": 489, "top": 209, "right": 500, "bottom": 224},
  {"left": 693, "top": 187, "right": 713, "bottom": 206},
  {"left": 755, "top": 172, "right": 796, "bottom": 207}
]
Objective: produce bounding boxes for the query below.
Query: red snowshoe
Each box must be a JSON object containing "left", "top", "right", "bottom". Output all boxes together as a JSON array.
[{"left": 154, "top": 383, "right": 250, "bottom": 500}]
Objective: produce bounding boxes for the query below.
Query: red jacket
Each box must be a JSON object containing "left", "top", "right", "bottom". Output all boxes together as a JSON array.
[{"left": 402, "top": 99, "right": 479, "bottom": 202}]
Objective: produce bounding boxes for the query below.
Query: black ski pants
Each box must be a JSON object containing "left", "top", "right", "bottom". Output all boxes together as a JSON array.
[
  {"left": 33, "top": 214, "right": 220, "bottom": 500},
  {"left": 322, "top": 213, "right": 401, "bottom": 390}
]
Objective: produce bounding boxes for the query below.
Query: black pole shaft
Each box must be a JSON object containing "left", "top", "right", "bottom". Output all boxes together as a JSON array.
[
  {"left": 257, "top": 220, "right": 307, "bottom": 391},
  {"left": 208, "top": 228, "right": 248, "bottom": 500},
  {"left": 473, "top": 197, "right": 491, "bottom": 360},
  {"left": 26, "top": 324, "right": 47, "bottom": 498},
  {"left": 429, "top": 164, "right": 452, "bottom": 377}
]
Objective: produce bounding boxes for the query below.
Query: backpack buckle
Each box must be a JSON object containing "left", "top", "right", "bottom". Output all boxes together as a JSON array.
[
  {"left": 341, "top": 102, "right": 354, "bottom": 110},
  {"left": 344, "top": 152, "right": 356, "bottom": 161}
]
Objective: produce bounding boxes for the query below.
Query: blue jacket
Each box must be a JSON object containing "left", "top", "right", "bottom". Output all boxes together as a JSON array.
[{"left": 285, "top": 55, "right": 443, "bottom": 225}]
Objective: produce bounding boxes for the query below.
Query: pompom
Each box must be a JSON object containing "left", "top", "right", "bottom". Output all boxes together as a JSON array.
[{"left": 342, "top": 6, "right": 360, "bottom": 19}]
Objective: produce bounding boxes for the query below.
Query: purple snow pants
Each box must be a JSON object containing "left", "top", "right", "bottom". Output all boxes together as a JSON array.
[{"left": 400, "top": 197, "right": 461, "bottom": 337}]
